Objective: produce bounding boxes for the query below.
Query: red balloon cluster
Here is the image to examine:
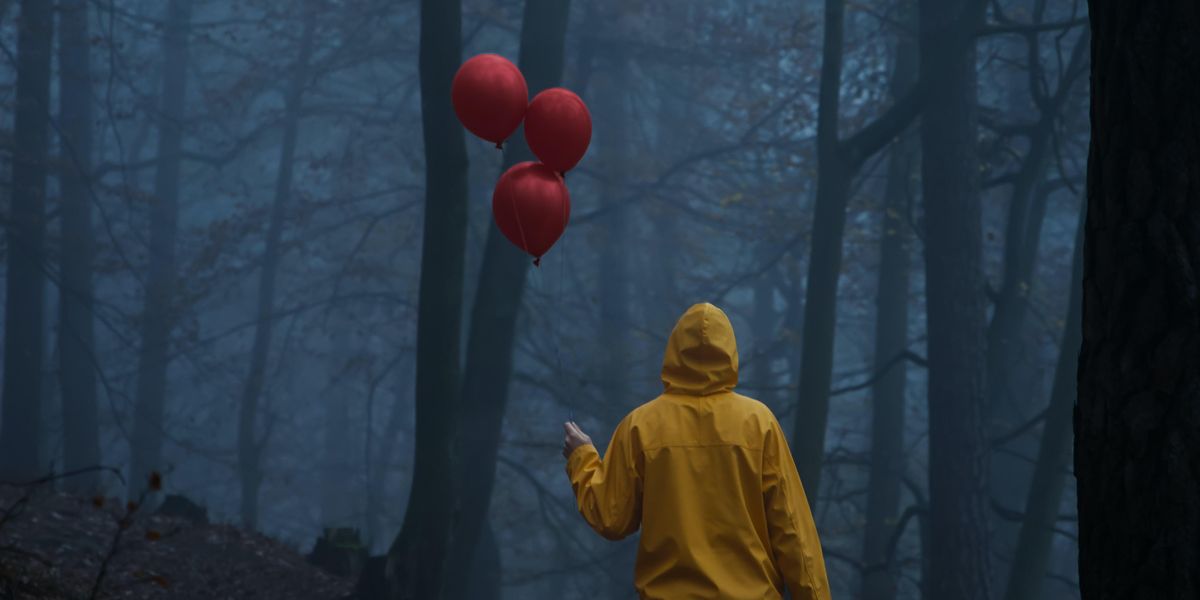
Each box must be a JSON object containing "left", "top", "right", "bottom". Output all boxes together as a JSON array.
[{"left": 451, "top": 54, "right": 592, "bottom": 266}]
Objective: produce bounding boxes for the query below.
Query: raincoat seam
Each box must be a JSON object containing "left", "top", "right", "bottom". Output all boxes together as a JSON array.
[
  {"left": 777, "top": 465, "right": 822, "bottom": 595},
  {"left": 642, "top": 442, "right": 763, "bottom": 452}
]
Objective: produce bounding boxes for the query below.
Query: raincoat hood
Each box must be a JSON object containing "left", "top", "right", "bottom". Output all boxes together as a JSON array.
[{"left": 661, "top": 303, "right": 739, "bottom": 395}]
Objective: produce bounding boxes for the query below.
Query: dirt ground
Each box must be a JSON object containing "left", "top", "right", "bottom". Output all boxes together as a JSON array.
[{"left": 0, "top": 486, "right": 354, "bottom": 599}]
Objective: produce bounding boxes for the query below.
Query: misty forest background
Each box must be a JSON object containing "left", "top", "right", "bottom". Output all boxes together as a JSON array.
[{"left": 0, "top": 0, "right": 1091, "bottom": 598}]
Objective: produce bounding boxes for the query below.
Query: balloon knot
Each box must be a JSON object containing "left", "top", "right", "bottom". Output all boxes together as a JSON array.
[
  {"left": 558, "top": 171, "right": 566, "bottom": 180},
  {"left": 495, "top": 141, "right": 504, "bottom": 150},
  {"left": 533, "top": 257, "right": 541, "bottom": 268}
]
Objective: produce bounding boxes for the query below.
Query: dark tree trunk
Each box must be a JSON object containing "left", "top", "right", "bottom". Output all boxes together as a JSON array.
[
  {"left": 751, "top": 246, "right": 778, "bottom": 411},
  {"left": 130, "top": 0, "right": 192, "bottom": 494},
  {"left": 984, "top": 35, "right": 1089, "bottom": 557},
  {"left": 460, "top": 523, "right": 501, "bottom": 600},
  {"left": 861, "top": 5, "right": 918, "bottom": 597},
  {"left": 1003, "top": 209, "right": 1084, "bottom": 600},
  {"left": 1076, "top": 1, "right": 1200, "bottom": 597},
  {"left": 322, "top": 337, "right": 356, "bottom": 529},
  {"left": 791, "top": 0, "right": 925, "bottom": 497},
  {"left": 56, "top": 0, "right": 101, "bottom": 492},
  {"left": 236, "top": 3, "right": 317, "bottom": 531},
  {"left": 443, "top": 1, "right": 571, "bottom": 598},
  {"left": 378, "top": 0, "right": 471, "bottom": 595},
  {"left": 365, "top": 357, "right": 413, "bottom": 550},
  {"left": 0, "top": 0, "right": 53, "bottom": 482},
  {"left": 595, "top": 49, "right": 631, "bottom": 421},
  {"left": 918, "top": 0, "right": 992, "bottom": 597}
]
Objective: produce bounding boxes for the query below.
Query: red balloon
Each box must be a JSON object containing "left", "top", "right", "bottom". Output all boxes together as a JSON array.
[
  {"left": 492, "top": 162, "right": 571, "bottom": 264},
  {"left": 524, "top": 88, "right": 592, "bottom": 173},
  {"left": 452, "top": 54, "right": 528, "bottom": 147}
]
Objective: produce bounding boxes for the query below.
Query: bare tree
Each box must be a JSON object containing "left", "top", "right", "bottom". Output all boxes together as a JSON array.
[
  {"left": 130, "top": 0, "right": 193, "bottom": 494},
  {"left": 0, "top": 0, "right": 54, "bottom": 482},
  {"left": 445, "top": 0, "right": 573, "bottom": 598},
  {"left": 57, "top": 0, "right": 101, "bottom": 492},
  {"left": 861, "top": 3, "right": 918, "bottom": 597},
  {"left": 919, "top": 0, "right": 991, "bottom": 597},
  {"left": 791, "top": 0, "right": 926, "bottom": 496},
  {"left": 236, "top": 2, "right": 318, "bottom": 530},
  {"left": 375, "top": 0, "right": 471, "bottom": 595}
]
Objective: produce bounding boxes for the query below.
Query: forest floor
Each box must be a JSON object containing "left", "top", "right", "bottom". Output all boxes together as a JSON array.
[{"left": 0, "top": 486, "right": 354, "bottom": 599}]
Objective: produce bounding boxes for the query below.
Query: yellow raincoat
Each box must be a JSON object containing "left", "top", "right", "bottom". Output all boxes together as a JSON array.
[{"left": 566, "top": 303, "right": 831, "bottom": 600}]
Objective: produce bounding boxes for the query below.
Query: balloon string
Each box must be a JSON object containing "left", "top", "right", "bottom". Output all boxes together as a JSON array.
[{"left": 510, "top": 183, "right": 535, "bottom": 267}]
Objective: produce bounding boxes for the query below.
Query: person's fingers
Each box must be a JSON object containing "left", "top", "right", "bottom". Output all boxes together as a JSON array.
[{"left": 568, "top": 421, "right": 584, "bottom": 436}]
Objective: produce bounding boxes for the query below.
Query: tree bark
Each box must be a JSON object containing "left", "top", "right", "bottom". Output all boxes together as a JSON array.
[
  {"left": 56, "top": 0, "right": 101, "bottom": 492},
  {"left": 130, "top": 0, "right": 192, "bottom": 494},
  {"left": 236, "top": 3, "right": 317, "bottom": 531},
  {"left": 861, "top": 4, "right": 918, "bottom": 597},
  {"left": 378, "top": 0, "right": 471, "bottom": 595},
  {"left": 918, "top": 0, "right": 992, "bottom": 597},
  {"left": 1076, "top": 1, "right": 1200, "bottom": 597},
  {"left": 1003, "top": 208, "right": 1084, "bottom": 600},
  {"left": 442, "top": 1, "right": 571, "bottom": 598},
  {"left": 0, "top": 0, "right": 53, "bottom": 482}
]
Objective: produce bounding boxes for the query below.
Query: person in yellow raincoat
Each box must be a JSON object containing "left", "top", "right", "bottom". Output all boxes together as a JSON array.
[{"left": 563, "top": 302, "right": 832, "bottom": 600}]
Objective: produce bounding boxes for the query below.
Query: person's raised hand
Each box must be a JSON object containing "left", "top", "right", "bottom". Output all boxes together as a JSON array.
[{"left": 563, "top": 421, "right": 593, "bottom": 459}]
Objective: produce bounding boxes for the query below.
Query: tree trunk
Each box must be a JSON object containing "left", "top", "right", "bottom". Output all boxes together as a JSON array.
[
  {"left": 791, "top": 0, "right": 925, "bottom": 498},
  {"left": 365, "top": 357, "right": 413, "bottom": 551},
  {"left": 751, "top": 246, "right": 778, "bottom": 411},
  {"left": 1076, "top": 1, "right": 1200, "bottom": 596},
  {"left": 918, "top": 0, "right": 991, "bottom": 597},
  {"left": 56, "top": 0, "right": 100, "bottom": 491},
  {"left": 378, "top": 0, "right": 471, "bottom": 595},
  {"left": 0, "top": 0, "right": 53, "bottom": 482},
  {"left": 235, "top": 4, "right": 314, "bottom": 530},
  {"left": 443, "top": 1, "right": 571, "bottom": 598},
  {"left": 322, "top": 344, "right": 355, "bottom": 529},
  {"left": 861, "top": 4, "right": 918, "bottom": 597},
  {"left": 985, "top": 29, "right": 1089, "bottom": 592},
  {"left": 791, "top": 0, "right": 853, "bottom": 497},
  {"left": 130, "top": 0, "right": 192, "bottom": 494},
  {"left": 237, "top": 4, "right": 317, "bottom": 530},
  {"left": 1003, "top": 208, "right": 1083, "bottom": 600},
  {"left": 593, "top": 44, "right": 637, "bottom": 600}
]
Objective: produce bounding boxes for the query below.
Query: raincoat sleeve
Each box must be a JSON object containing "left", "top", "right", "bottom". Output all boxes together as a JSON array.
[
  {"left": 762, "top": 415, "right": 831, "bottom": 600},
  {"left": 565, "top": 415, "right": 643, "bottom": 541}
]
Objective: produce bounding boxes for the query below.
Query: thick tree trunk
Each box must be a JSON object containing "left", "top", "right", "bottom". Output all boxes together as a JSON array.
[
  {"left": 0, "top": 0, "right": 53, "bottom": 482},
  {"left": 1003, "top": 209, "right": 1083, "bottom": 600},
  {"left": 861, "top": 5, "right": 918, "bottom": 597},
  {"left": 791, "top": 0, "right": 925, "bottom": 497},
  {"left": 236, "top": 6, "right": 316, "bottom": 530},
  {"left": 443, "top": 1, "right": 571, "bottom": 598},
  {"left": 130, "top": 0, "right": 192, "bottom": 494},
  {"left": 918, "top": 0, "right": 991, "bottom": 597},
  {"left": 1076, "top": 1, "right": 1200, "bottom": 597},
  {"left": 56, "top": 0, "right": 101, "bottom": 491},
  {"left": 379, "top": 0, "right": 471, "bottom": 595}
]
